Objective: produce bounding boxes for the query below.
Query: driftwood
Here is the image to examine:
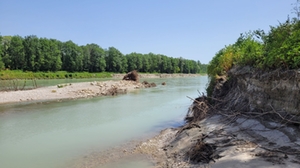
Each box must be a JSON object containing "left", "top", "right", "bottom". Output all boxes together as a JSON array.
[
  {"left": 123, "top": 70, "right": 139, "bottom": 82},
  {"left": 185, "top": 94, "right": 209, "bottom": 123}
]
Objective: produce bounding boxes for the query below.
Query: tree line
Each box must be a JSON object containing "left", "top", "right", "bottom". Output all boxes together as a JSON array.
[{"left": 0, "top": 35, "right": 207, "bottom": 74}]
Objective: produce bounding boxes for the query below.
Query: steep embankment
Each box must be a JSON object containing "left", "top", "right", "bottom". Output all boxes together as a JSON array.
[
  {"left": 136, "top": 67, "right": 300, "bottom": 167},
  {"left": 213, "top": 66, "right": 300, "bottom": 115},
  {"left": 69, "top": 68, "right": 300, "bottom": 168}
]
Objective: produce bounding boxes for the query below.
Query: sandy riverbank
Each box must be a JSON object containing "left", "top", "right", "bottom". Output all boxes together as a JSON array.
[{"left": 0, "top": 80, "right": 145, "bottom": 104}]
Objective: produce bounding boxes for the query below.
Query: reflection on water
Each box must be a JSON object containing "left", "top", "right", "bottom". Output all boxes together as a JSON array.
[{"left": 0, "top": 77, "right": 207, "bottom": 168}]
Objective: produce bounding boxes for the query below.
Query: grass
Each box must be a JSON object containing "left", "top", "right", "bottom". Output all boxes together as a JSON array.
[{"left": 0, "top": 70, "right": 113, "bottom": 80}]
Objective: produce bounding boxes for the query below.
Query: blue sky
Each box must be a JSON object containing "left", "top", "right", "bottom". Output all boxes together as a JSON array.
[{"left": 0, "top": 0, "right": 297, "bottom": 64}]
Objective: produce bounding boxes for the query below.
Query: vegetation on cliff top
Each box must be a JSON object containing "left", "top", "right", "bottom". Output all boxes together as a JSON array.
[{"left": 206, "top": 2, "right": 300, "bottom": 96}]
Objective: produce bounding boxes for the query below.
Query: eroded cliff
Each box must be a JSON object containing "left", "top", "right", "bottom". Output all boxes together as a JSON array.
[{"left": 213, "top": 66, "right": 300, "bottom": 115}]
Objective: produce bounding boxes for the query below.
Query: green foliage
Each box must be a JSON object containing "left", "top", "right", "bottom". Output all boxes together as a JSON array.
[
  {"left": 23, "top": 35, "right": 40, "bottom": 71},
  {"left": 1, "top": 36, "right": 12, "bottom": 68},
  {"left": 1, "top": 34, "right": 207, "bottom": 74},
  {"left": 0, "top": 35, "right": 4, "bottom": 69},
  {"left": 0, "top": 70, "right": 112, "bottom": 80},
  {"left": 39, "top": 38, "right": 62, "bottom": 71},
  {"left": 263, "top": 19, "right": 300, "bottom": 69},
  {"left": 8, "top": 35, "right": 25, "bottom": 70},
  {"left": 82, "top": 44, "right": 106, "bottom": 72},
  {"left": 61, "top": 41, "right": 83, "bottom": 72},
  {"left": 105, "top": 47, "right": 124, "bottom": 72},
  {"left": 206, "top": 17, "right": 300, "bottom": 97}
]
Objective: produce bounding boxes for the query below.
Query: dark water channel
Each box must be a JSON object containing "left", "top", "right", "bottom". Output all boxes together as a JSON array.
[{"left": 0, "top": 76, "right": 208, "bottom": 168}]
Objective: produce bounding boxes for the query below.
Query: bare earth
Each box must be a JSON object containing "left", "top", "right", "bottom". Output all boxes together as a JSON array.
[
  {"left": 0, "top": 80, "right": 144, "bottom": 104},
  {"left": 135, "top": 114, "right": 300, "bottom": 168}
]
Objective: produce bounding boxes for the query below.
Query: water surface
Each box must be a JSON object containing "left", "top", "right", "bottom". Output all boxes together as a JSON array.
[{"left": 0, "top": 76, "right": 208, "bottom": 168}]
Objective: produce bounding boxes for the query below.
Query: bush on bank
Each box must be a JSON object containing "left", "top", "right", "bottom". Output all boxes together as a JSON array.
[{"left": 207, "top": 18, "right": 300, "bottom": 97}]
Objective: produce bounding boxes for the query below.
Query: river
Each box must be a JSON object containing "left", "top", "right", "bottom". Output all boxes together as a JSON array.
[{"left": 0, "top": 76, "right": 208, "bottom": 168}]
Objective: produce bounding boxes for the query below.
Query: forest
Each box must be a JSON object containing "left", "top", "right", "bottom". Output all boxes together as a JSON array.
[{"left": 0, "top": 35, "right": 207, "bottom": 74}]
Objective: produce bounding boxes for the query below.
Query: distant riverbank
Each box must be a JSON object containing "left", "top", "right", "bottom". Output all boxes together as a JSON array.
[{"left": 0, "top": 70, "right": 203, "bottom": 80}]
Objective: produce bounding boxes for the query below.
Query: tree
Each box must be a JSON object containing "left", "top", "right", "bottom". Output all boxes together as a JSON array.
[
  {"left": 85, "top": 44, "right": 106, "bottom": 72},
  {"left": 0, "top": 34, "right": 203, "bottom": 73},
  {"left": 81, "top": 45, "right": 91, "bottom": 71},
  {"left": 8, "top": 35, "right": 25, "bottom": 70},
  {"left": 126, "top": 52, "right": 137, "bottom": 71},
  {"left": 159, "top": 55, "right": 166, "bottom": 73},
  {"left": 178, "top": 57, "right": 185, "bottom": 73},
  {"left": 148, "top": 53, "right": 160, "bottom": 73},
  {"left": 1, "top": 36, "right": 12, "bottom": 68},
  {"left": 136, "top": 53, "right": 143, "bottom": 72},
  {"left": 120, "top": 55, "right": 128, "bottom": 73},
  {"left": 105, "top": 47, "right": 123, "bottom": 72},
  {"left": 49, "top": 39, "right": 62, "bottom": 71},
  {"left": 61, "top": 40, "right": 83, "bottom": 72},
  {"left": 171, "top": 57, "right": 180, "bottom": 73},
  {"left": 39, "top": 38, "right": 62, "bottom": 71},
  {"left": 142, "top": 54, "right": 150, "bottom": 72},
  {"left": 23, "top": 35, "right": 40, "bottom": 71},
  {"left": 165, "top": 57, "right": 173, "bottom": 73},
  {"left": 0, "top": 35, "right": 4, "bottom": 69}
]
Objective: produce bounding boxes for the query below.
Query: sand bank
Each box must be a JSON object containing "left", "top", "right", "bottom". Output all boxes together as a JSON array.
[{"left": 0, "top": 80, "right": 145, "bottom": 104}]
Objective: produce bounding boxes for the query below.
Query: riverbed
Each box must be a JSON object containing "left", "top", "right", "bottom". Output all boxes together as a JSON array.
[{"left": 0, "top": 77, "right": 208, "bottom": 168}]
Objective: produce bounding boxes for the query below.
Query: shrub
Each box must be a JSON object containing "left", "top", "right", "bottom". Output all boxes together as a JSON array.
[{"left": 206, "top": 19, "right": 300, "bottom": 96}]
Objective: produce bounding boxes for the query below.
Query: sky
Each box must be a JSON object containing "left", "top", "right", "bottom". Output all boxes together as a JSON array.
[{"left": 0, "top": 0, "right": 297, "bottom": 64}]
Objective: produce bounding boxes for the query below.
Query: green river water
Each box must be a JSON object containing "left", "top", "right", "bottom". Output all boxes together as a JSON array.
[{"left": 0, "top": 76, "right": 208, "bottom": 168}]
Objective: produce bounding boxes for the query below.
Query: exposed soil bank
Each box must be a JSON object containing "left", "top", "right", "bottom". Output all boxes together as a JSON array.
[
  {"left": 213, "top": 66, "right": 300, "bottom": 115},
  {"left": 136, "top": 115, "right": 300, "bottom": 167}
]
